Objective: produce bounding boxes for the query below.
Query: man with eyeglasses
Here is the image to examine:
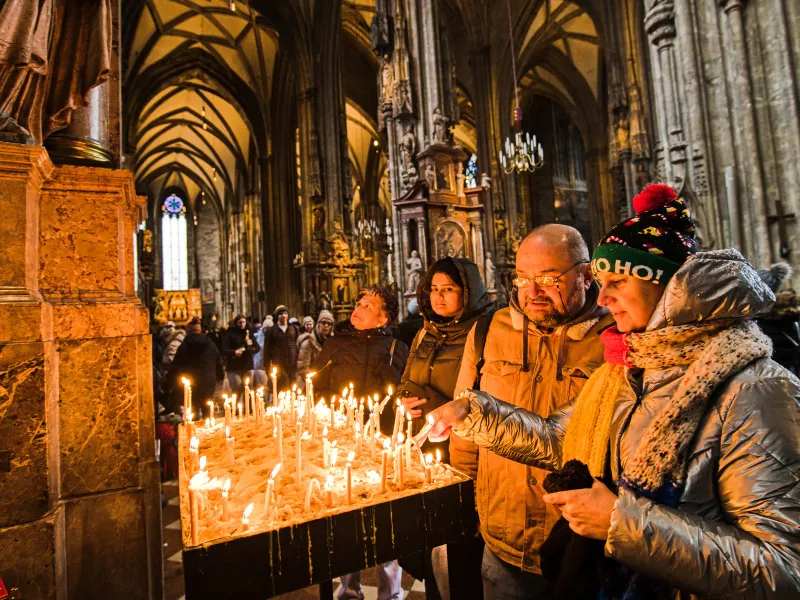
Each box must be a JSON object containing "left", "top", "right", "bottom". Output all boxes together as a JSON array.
[{"left": 449, "top": 224, "right": 613, "bottom": 600}]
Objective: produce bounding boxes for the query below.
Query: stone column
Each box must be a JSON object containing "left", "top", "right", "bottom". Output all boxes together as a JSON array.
[
  {"left": 44, "top": 83, "right": 115, "bottom": 168},
  {"left": 416, "top": 216, "right": 428, "bottom": 269},
  {"left": 0, "top": 143, "right": 161, "bottom": 598},
  {"left": 718, "top": 0, "right": 771, "bottom": 265}
]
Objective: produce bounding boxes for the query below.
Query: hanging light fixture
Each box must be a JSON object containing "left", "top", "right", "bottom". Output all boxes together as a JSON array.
[{"left": 498, "top": 0, "right": 544, "bottom": 174}]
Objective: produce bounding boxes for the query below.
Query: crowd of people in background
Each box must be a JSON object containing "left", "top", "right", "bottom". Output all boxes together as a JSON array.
[{"left": 151, "top": 183, "right": 800, "bottom": 600}]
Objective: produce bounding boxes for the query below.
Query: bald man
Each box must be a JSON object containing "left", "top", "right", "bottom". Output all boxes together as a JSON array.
[{"left": 449, "top": 224, "right": 613, "bottom": 599}]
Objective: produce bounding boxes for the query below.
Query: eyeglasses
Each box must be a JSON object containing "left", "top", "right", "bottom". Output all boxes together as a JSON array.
[
  {"left": 512, "top": 261, "right": 589, "bottom": 289},
  {"left": 318, "top": 320, "right": 333, "bottom": 326}
]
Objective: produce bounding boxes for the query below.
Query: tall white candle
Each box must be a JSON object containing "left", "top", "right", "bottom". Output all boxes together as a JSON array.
[
  {"left": 380, "top": 439, "right": 390, "bottom": 493},
  {"left": 241, "top": 502, "right": 254, "bottom": 532},
  {"left": 296, "top": 420, "right": 302, "bottom": 484},
  {"left": 222, "top": 478, "right": 231, "bottom": 521},
  {"left": 345, "top": 451, "right": 355, "bottom": 505},
  {"left": 244, "top": 377, "right": 250, "bottom": 421},
  {"left": 263, "top": 463, "right": 281, "bottom": 521},
  {"left": 271, "top": 367, "right": 278, "bottom": 407},
  {"left": 225, "top": 426, "right": 235, "bottom": 466}
]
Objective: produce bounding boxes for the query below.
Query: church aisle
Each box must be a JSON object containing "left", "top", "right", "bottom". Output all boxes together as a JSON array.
[{"left": 160, "top": 481, "right": 427, "bottom": 599}]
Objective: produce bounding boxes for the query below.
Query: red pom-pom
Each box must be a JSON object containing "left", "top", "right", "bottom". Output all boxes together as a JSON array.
[{"left": 633, "top": 183, "right": 678, "bottom": 214}]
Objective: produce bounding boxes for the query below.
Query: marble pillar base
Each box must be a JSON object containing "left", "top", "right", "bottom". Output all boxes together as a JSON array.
[{"left": 0, "top": 142, "right": 161, "bottom": 599}]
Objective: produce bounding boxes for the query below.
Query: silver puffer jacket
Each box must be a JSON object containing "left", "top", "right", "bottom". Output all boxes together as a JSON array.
[{"left": 454, "top": 250, "right": 800, "bottom": 599}]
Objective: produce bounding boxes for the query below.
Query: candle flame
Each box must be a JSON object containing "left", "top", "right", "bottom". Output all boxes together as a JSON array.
[
  {"left": 225, "top": 426, "right": 231, "bottom": 438},
  {"left": 406, "top": 411, "right": 412, "bottom": 421},
  {"left": 397, "top": 432, "right": 405, "bottom": 444},
  {"left": 427, "top": 413, "right": 435, "bottom": 425},
  {"left": 223, "top": 478, "right": 231, "bottom": 493},
  {"left": 322, "top": 426, "right": 328, "bottom": 437},
  {"left": 306, "top": 372, "right": 316, "bottom": 379},
  {"left": 231, "top": 393, "right": 237, "bottom": 402},
  {"left": 373, "top": 393, "right": 379, "bottom": 402},
  {"left": 270, "top": 463, "right": 282, "bottom": 479},
  {"left": 396, "top": 398, "right": 401, "bottom": 406},
  {"left": 383, "top": 438, "right": 391, "bottom": 450},
  {"left": 368, "top": 398, "right": 373, "bottom": 410},
  {"left": 388, "top": 385, "right": 393, "bottom": 396},
  {"left": 187, "top": 412, "right": 193, "bottom": 423},
  {"left": 355, "top": 422, "right": 361, "bottom": 433},
  {"left": 199, "top": 456, "right": 207, "bottom": 471},
  {"left": 245, "top": 377, "right": 250, "bottom": 385},
  {"left": 242, "top": 502, "right": 254, "bottom": 521},
  {"left": 349, "top": 382, "right": 354, "bottom": 389},
  {"left": 190, "top": 437, "right": 199, "bottom": 451},
  {"left": 271, "top": 367, "right": 277, "bottom": 376},
  {"left": 325, "top": 474, "right": 334, "bottom": 489},
  {"left": 347, "top": 451, "right": 355, "bottom": 463},
  {"left": 436, "top": 449, "right": 442, "bottom": 463},
  {"left": 425, "top": 453, "right": 433, "bottom": 466},
  {"left": 331, "top": 448, "right": 338, "bottom": 466},
  {"left": 181, "top": 377, "right": 191, "bottom": 386},
  {"left": 292, "top": 383, "right": 297, "bottom": 392}
]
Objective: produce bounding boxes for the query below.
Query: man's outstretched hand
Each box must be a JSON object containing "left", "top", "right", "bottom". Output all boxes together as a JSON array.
[{"left": 427, "top": 396, "right": 470, "bottom": 442}]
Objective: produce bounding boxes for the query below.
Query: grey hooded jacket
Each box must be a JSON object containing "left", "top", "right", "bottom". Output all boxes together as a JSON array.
[{"left": 453, "top": 250, "right": 800, "bottom": 599}]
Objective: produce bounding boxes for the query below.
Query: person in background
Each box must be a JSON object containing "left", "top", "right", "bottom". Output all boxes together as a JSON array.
[
  {"left": 756, "top": 262, "right": 800, "bottom": 375},
  {"left": 297, "top": 311, "right": 334, "bottom": 384},
  {"left": 398, "top": 257, "right": 495, "bottom": 599},
  {"left": 251, "top": 317, "right": 268, "bottom": 387},
  {"left": 394, "top": 298, "right": 424, "bottom": 348},
  {"left": 311, "top": 286, "right": 409, "bottom": 600},
  {"left": 167, "top": 316, "right": 224, "bottom": 417},
  {"left": 265, "top": 305, "right": 299, "bottom": 389},
  {"left": 221, "top": 314, "right": 260, "bottom": 396}
]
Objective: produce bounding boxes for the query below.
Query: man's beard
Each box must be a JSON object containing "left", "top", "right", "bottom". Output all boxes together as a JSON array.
[{"left": 523, "top": 286, "right": 585, "bottom": 328}]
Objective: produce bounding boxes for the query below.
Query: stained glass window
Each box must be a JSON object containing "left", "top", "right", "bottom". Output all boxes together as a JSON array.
[
  {"left": 162, "top": 194, "right": 188, "bottom": 290},
  {"left": 465, "top": 154, "right": 478, "bottom": 188}
]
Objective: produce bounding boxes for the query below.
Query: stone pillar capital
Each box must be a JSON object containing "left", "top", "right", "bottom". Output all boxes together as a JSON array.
[{"left": 644, "top": 2, "right": 676, "bottom": 48}]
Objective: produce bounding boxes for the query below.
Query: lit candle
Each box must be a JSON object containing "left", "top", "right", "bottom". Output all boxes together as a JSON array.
[
  {"left": 225, "top": 426, "right": 234, "bottom": 466},
  {"left": 186, "top": 411, "right": 195, "bottom": 440},
  {"left": 250, "top": 388, "right": 256, "bottom": 426},
  {"left": 291, "top": 384, "right": 297, "bottom": 412},
  {"left": 244, "top": 377, "right": 250, "bottom": 421},
  {"left": 189, "top": 436, "right": 199, "bottom": 474},
  {"left": 296, "top": 419, "right": 302, "bottom": 484},
  {"left": 263, "top": 463, "right": 281, "bottom": 521},
  {"left": 425, "top": 454, "right": 433, "bottom": 484},
  {"left": 354, "top": 422, "right": 362, "bottom": 458},
  {"left": 405, "top": 412, "right": 413, "bottom": 467},
  {"left": 222, "top": 478, "right": 231, "bottom": 521},
  {"left": 345, "top": 451, "right": 355, "bottom": 505},
  {"left": 304, "top": 478, "right": 321, "bottom": 514},
  {"left": 181, "top": 377, "right": 192, "bottom": 416},
  {"left": 237, "top": 401, "right": 243, "bottom": 422},
  {"left": 392, "top": 401, "right": 404, "bottom": 446},
  {"left": 380, "top": 439, "right": 390, "bottom": 493},
  {"left": 275, "top": 410, "right": 283, "bottom": 464},
  {"left": 223, "top": 395, "right": 230, "bottom": 430},
  {"left": 330, "top": 445, "right": 338, "bottom": 477},
  {"left": 306, "top": 372, "right": 316, "bottom": 415},
  {"left": 271, "top": 367, "right": 278, "bottom": 407},
  {"left": 396, "top": 433, "right": 405, "bottom": 490},
  {"left": 324, "top": 474, "right": 334, "bottom": 507},
  {"left": 199, "top": 455, "right": 207, "bottom": 475},
  {"left": 322, "top": 426, "right": 330, "bottom": 467},
  {"left": 241, "top": 502, "right": 254, "bottom": 532}
]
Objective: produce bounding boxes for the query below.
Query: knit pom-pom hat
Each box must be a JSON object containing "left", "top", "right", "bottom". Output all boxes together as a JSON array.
[{"left": 591, "top": 183, "right": 697, "bottom": 285}]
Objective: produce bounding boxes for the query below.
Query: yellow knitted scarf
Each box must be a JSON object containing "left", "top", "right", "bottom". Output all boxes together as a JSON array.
[{"left": 560, "top": 363, "right": 626, "bottom": 477}]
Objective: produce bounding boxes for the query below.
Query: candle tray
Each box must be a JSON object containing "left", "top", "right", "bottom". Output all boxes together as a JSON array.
[{"left": 180, "top": 473, "right": 476, "bottom": 599}]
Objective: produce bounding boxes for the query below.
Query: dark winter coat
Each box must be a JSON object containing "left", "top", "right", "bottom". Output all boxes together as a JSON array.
[
  {"left": 167, "top": 332, "right": 224, "bottom": 413},
  {"left": 399, "top": 257, "right": 495, "bottom": 462},
  {"left": 265, "top": 324, "right": 299, "bottom": 379},
  {"left": 313, "top": 321, "right": 409, "bottom": 433},
  {"left": 393, "top": 313, "right": 424, "bottom": 348},
  {"left": 221, "top": 326, "right": 260, "bottom": 373}
]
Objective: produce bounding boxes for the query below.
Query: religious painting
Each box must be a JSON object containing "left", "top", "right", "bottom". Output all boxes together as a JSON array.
[
  {"left": 435, "top": 221, "right": 466, "bottom": 259},
  {"left": 333, "top": 277, "right": 350, "bottom": 305}
]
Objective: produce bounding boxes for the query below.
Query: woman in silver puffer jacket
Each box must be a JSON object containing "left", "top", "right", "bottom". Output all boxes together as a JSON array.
[{"left": 430, "top": 186, "right": 800, "bottom": 599}]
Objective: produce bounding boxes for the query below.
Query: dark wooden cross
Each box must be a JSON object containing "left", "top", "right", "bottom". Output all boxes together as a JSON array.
[{"left": 768, "top": 200, "right": 796, "bottom": 259}]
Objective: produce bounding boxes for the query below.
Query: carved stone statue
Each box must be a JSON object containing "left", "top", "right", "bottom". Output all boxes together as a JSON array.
[
  {"left": 313, "top": 202, "right": 325, "bottom": 233},
  {"left": 0, "top": 0, "right": 113, "bottom": 144},
  {"left": 406, "top": 250, "right": 424, "bottom": 292},
  {"left": 319, "top": 291, "right": 332, "bottom": 311},
  {"left": 456, "top": 162, "right": 466, "bottom": 198},
  {"left": 494, "top": 215, "right": 508, "bottom": 245},
  {"left": 304, "top": 292, "right": 318, "bottom": 317},
  {"left": 424, "top": 163, "right": 436, "bottom": 190},
  {"left": 432, "top": 107, "right": 449, "bottom": 144},
  {"left": 400, "top": 126, "right": 416, "bottom": 173},
  {"left": 484, "top": 252, "right": 496, "bottom": 291},
  {"left": 379, "top": 58, "right": 394, "bottom": 110},
  {"left": 481, "top": 172, "right": 491, "bottom": 190}
]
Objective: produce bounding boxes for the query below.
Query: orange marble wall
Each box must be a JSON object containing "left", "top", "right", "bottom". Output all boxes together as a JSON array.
[{"left": 0, "top": 143, "right": 161, "bottom": 599}]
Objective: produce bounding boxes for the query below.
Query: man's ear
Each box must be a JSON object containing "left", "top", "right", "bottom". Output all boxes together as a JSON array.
[
  {"left": 582, "top": 264, "right": 594, "bottom": 290},
  {"left": 377, "top": 312, "right": 389, "bottom": 328}
]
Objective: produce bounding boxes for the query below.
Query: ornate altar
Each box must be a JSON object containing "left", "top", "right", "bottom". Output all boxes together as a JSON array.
[
  {"left": 395, "top": 143, "right": 487, "bottom": 298},
  {"left": 152, "top": 289, "right": 202, "bottom": 326}
]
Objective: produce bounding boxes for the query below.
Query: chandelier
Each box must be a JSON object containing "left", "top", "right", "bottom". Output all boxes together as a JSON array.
[{"left": 498, "top": 0, "right": 544, "bottom": 174}]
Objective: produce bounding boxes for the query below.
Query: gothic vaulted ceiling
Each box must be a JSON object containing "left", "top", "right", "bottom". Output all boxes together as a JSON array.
[{"left": 125, "top": 0, "right": 279, "bottom": 215}]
